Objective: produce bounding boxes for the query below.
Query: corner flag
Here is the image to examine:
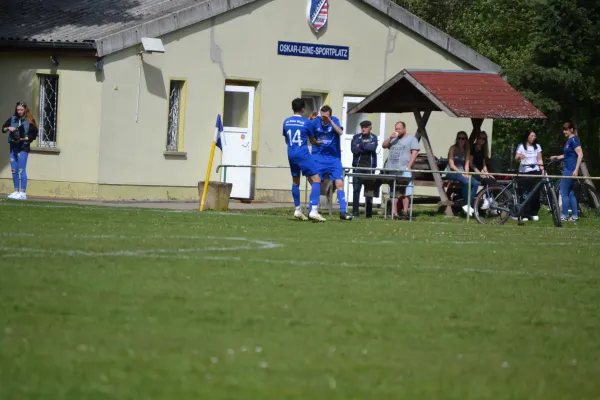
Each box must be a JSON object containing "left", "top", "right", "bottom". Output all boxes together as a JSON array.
[
  {"left": 200, "top": 113, "right": 225, "bottom": 211},
  {"left": 215, "top": 113, "right": 224, "bottom": 150}
]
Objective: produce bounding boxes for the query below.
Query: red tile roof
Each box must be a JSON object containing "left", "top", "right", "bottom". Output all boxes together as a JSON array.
[
  {"left": 407, "top": 70, "right": 546, "bottom": 119},
  {"left": 349, "top": 69, "right": 546, "bottom": 120}
]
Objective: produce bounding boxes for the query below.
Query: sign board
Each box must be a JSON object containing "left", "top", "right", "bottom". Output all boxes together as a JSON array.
[{"left": 277, "top": 41, "right": 349, "bottom": 61}]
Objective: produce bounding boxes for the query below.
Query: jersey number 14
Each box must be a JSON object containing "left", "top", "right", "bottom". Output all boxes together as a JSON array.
[{"left": 287, "top": 129, "right": 303, "bottom": 146}]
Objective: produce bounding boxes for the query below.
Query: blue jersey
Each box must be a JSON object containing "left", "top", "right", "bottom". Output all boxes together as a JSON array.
[
  {"left": 283, "top": 115, "right": 315, "bottom": 155},
  {"left": 563, "top": 136, "right": 581, "bottom": 171},
  {"left": 312, "top": 116, "right": 343, "bottom": 159}
]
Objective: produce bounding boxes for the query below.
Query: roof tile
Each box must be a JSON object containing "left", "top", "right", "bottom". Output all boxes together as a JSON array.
[{"left": 408, "top": 71, "right": 546, "bottom": 119}]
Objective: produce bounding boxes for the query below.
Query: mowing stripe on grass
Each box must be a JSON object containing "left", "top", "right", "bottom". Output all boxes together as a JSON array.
[
  {"left": 0, "top": 233, "right": 592, "bottom": 280},
  {"left": 2, "top": 251, "right": 592, "bottom": 280},
  {"left": 0, "top": 232, "right": 593, "bottom": 248}
]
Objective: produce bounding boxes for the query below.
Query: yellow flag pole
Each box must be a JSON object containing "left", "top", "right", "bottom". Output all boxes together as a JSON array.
[{"left": 200, "top": 141, "right": 217, "bottom": 211}]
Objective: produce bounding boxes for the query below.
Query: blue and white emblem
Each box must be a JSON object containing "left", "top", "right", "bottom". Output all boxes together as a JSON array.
[{"left": 307, "top": 0, "right": 329, "bottom": 33}]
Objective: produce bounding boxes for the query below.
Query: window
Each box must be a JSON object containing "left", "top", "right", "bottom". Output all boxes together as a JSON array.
[
  {"left": 301, "top": 92, "right": 324, "bottom": 119},
  {"left": 166, "top": 80, "right": 186, "bottom": 151},
  {"left": 38, "top": 74, "right": 59, "bottom": 147},
  {"left": 223, "top": 90, "right": 250, "bottom": 128}
]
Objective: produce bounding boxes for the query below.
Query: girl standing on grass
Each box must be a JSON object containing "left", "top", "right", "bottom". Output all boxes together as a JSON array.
[
  {"left": 550, "top": 122, "right": 584, "bottom": 222},
  {"left": 2, "top": 101, "right": 38, "bottom": 200},
  {"left": 515, "top": 131, "right": 543, "bottom": 222}
]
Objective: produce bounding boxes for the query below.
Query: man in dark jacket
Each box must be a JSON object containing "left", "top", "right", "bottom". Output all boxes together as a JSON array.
[{"left": 350, "top": 120, "right": 378, "bottom": 217}]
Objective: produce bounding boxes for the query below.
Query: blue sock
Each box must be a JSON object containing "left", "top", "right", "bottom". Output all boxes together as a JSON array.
[
  {"left": 310, "top": 182, "right": 321, "bottom": 211},
  {"left": 337, "top": 189, "right": 347, "bottom": 213},
  {"left": 291, "top": 184, "right": 301, "bottom": 208}
]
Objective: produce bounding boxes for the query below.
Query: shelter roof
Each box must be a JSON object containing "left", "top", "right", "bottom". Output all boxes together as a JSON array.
[{"left": 348, "top": 69, "right": 546, "bottom": 119}]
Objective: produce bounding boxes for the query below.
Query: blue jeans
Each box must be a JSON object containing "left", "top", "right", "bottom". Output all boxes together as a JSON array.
[
  {"left": 559, "top": 169, "right": 577, "bottom": 217},
  {"left": 446, "top": 173, "right": 480, "bottom": 206},
  {"left": 9, "top": 146, "right": 29, "bottom": 191}
]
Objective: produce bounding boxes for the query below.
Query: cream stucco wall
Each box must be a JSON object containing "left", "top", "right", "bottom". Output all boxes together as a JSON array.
[
  {"left": 0, "top": 0, "right": 495, "bottom": 201},
  {"left": 0, "top": 54, "right": 102, "bottom": 197},
  {"left": 96, "top": 0, "right": 494, "bottom": 201}
]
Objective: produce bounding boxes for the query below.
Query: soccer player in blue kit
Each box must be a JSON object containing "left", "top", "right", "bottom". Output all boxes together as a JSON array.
[
  {"left": 283, "top": 98, "right": 327, "bottom": 222},
  {"left": 312, "top": 105, "right": 353, "bottom": 220}
]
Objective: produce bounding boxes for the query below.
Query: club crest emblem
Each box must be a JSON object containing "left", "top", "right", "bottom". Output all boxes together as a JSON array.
[{"left": 307, "top": 0, "right": 329, "bottom": 33}]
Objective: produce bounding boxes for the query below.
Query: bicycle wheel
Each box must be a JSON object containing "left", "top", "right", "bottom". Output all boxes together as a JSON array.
[
  {"left": 577, "top": 183, "right": 600, "bottom": 217},
  {"left": 473, "top": 185, "right": 512, "bottom": 225},
  {"left": 541, "top": 178, "right": 559, "bottom": 210},
  {"left": 544, "top": 182, "right": 562, "bottom": 227}
]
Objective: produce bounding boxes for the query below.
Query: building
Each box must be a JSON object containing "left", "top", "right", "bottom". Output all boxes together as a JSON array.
[{"left": 0, "top": 0, "right": 499, "bottom": 202}]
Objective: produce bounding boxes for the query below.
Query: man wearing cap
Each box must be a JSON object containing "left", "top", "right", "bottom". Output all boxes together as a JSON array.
[{"left": 350, "top": 120, "right": 379, "bottom": 217}]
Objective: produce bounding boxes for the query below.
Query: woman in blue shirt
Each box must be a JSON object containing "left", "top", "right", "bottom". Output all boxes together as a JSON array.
[{"left": 550, "top": 122, "right": 584, "bottom": 222}]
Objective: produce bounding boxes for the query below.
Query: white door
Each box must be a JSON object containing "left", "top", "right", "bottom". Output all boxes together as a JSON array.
[
  {"left": 341, "top": 96, "right": 386, "bottom": 205},
  {"left": 220, "top": 85, "right": 255, "bottom": 199}
]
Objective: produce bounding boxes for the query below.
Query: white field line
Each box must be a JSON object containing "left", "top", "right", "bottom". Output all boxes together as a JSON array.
[
  {"left": 0, "top": 236, "right": 280, "bottom": 257},
  {"left": 255, "top": 236, "right": 597, "bottom": 247},
  {"left": 0, "top": 232, "right": 595, "bottom": 248},
  {"left": 0, "top": 233, "right": 594, "bottom": 279}
]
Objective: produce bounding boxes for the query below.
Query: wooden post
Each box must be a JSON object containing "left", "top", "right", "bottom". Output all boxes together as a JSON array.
[
  {"left": 574, "top": 127, "right": 595, "bottom": 188},
  {"left": 413, "top": 110, "right": 453, "bottom": 216},
  {"left": 469, "top": 118, "right": 484, "bottom": 143},
  {"left": 580, "top": 163, "right": 595, "bottom": 188}
]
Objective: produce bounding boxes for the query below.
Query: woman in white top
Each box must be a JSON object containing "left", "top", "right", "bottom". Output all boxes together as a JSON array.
[{"left": 515, "top": 131, "right": 544, "bottom": 221}]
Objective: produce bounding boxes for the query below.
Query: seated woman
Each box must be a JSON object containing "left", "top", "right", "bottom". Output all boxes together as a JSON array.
[
  {"left": 470, "top": 131, "right": 496, "bottom": 182},
  {"left": 446, "top": 131, "right": 480, "bottom": 215}
]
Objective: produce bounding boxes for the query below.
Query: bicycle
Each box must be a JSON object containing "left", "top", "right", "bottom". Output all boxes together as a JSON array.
[{"left": 473, "top": 160, "right": 562, "bottom": 227}]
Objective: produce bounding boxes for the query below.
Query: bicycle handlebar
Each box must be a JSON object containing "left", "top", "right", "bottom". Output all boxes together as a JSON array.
[
  {"left": 519, "top": 163, "right": 543, "bottom": 167},
  {"left": 518, "top": 159, "right": 560, "bottom": 168}
]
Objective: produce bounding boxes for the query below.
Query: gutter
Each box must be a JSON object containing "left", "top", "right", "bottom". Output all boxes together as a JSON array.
[{"left": 0, "top": 39, "right": 97, "bottom": 53}]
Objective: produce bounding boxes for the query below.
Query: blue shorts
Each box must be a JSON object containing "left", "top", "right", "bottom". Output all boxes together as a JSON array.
[
  {"left": 315, "top": 157, "right": 343, "bottom": 181},
  {"left": 288, "top": 153, "right": 319, "bottom": 177}
]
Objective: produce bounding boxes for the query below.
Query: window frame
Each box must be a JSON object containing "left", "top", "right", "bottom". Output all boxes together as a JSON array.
[{"left": 36, "top": 73, "right": 60, "bottom": 148}]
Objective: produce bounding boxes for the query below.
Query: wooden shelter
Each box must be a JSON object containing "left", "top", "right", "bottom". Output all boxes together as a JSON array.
[{"left": 348, "top": 69, "right": 546, "bottom": 215}]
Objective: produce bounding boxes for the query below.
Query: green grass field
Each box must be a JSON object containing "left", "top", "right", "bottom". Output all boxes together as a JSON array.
[{"left": 1, "top": 200, "right": 599, "bottom": 399}]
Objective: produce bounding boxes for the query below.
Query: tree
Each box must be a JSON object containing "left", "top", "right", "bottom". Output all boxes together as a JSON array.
[
  {"left": 393, "top": 0, "right": 600, "bottom": 172},
  {"left": 521, "top": 0, "right": 600, "bottom": 168}
]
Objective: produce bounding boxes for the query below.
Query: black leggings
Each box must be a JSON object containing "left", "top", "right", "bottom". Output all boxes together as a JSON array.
[{"left": 518, "top": 170, "right": 542, "bottom": 217}]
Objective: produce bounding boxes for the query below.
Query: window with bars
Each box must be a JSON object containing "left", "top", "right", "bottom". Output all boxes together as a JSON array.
[
  {"left": 166, "top": 80, "right": 185, "bottom": 151},
  {"left": 38, "top": 74, "right": 59, "bottom": 147}
]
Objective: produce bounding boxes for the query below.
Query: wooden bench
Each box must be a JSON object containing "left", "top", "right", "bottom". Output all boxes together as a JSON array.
[
  {"left": 346, "top": 173, "right": 415, "bottom": 219},
  {"left": 412, "top": 179, "right": 464, "bottom": 210}
]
